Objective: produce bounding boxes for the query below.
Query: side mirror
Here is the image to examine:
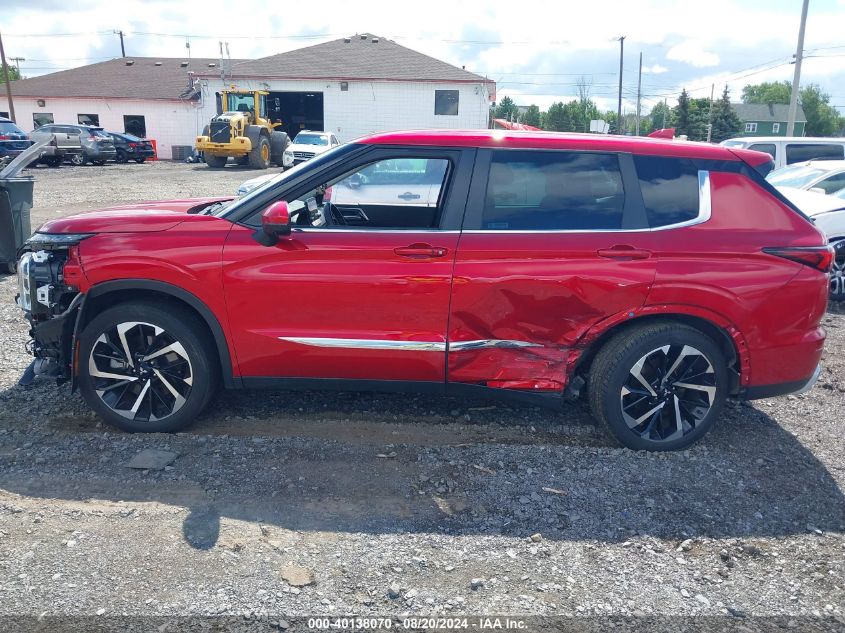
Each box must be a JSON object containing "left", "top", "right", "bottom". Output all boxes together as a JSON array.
[{"left": 254, "top": 201, "right": 291, "bottom": 246}]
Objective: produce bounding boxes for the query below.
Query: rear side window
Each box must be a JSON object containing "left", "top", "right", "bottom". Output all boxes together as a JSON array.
[
  {"left": 748, "top": 143, "right": 776, "bottom": 160},
  {"left": 786, "top": 143, "right": 844, "bottom": 164},
  {"left": 482, "top": 150, "right": 625, "bottom": 230},
  {"left": 633, "top": 155, "right": 700, "bottom": 228}
]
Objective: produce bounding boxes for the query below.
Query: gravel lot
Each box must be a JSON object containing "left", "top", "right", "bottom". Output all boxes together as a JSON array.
[{"left": 1, "top": 162, "right": 844, "bottom": 631}]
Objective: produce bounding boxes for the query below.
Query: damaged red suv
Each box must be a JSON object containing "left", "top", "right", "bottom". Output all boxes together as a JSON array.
[{"left": 16, "top": 130, "right": 832, "bottom": 450}]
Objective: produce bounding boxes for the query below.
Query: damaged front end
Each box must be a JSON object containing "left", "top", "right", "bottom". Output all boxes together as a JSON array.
[{"left": 16, "top": 233, "right": 91, "bottom": 387}]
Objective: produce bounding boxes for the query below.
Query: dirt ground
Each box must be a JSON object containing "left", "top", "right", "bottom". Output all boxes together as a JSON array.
[{"left": 0, "top": 161, "right": 843, "bottom": 631}]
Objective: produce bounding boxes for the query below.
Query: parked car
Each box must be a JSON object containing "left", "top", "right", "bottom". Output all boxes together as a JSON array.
[
  {"left": 775, "top": 186, "right": 845, "bottom": 301},
  {"left": 30, "top": 124, "right": 117, "bottom": 165},
  {"left": 766, "top": 160, "right": 845, "bottom": 195},
  {"left": 237, "top": 171, "right": 278, "bottom": 196},
  {"left": 0, "top": 117, "right": 31, "bottom": 162},
  {"left": 721, "top": 136, "right": 845, "bottom": 169},
  {"left": 16, "top": 130, "right": 833, "bottom": 451},
  {"left": 109, "top": 132, "right": 155, "bottom": 163},
  {"left": 282, "top": 130, "right": 340, "bottom": 168}
]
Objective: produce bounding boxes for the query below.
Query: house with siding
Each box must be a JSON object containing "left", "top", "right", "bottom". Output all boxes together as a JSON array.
[{"left": 731, "top": 103, "right": 807, "bottom": 137}]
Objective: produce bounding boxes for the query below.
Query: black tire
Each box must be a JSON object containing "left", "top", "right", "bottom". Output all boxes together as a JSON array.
[
  {"left": 588, "top": 322, "right": 728, "bottom": 451},
  {"left": 115, "top": 149, "right": 128, "bottom": 163},
  {"left": 248, "top": 135, "right": 271, "bottom": 169},
  {"left": 42, "top": 156, "right": 62, "bottom": 168},
  {"left": 235, "top": 155, "right": 250, "bottom": 166},
  {"left": 78, "top": 301, "right": 217, "bottom": 433},
  {"left": 134, "top": 157, "right": 146, "bottom": 164},
  {"left": 204, "top": 154, "right": 228, "bottom": 168},
  {"left": 830, "top": 239, "right": 845, "bottom": 303},
  {"left": 69, "top": 153, "right": 86, "bottom": 166},
  {"left": 270, "top": 130, "right": 289, "bottom": 166}
]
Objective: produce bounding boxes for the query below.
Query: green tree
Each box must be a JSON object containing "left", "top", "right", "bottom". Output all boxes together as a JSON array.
[
  {"left": 0, "top": 65, "right": 21, "bottom": 83},
  {"left": 522, "top": 104, "right": 541, "bottom": 127},
  {"left": 648, "top": 102, "right": 672, "bottom": 130},
  {"left": 494, "top": 96, "right": 519, "bottom": 121},
  {"left": 741, "top": 81, "right": 791, "bottom": 104},
  {"left": 799, "top": 84, "right": 843, "bottom": 136},
  {"left": 673, "top": 89, "right": 692, "bottom": 137},
  {"left": 709, "top": 86, "right": 743, "bottom": 143}
]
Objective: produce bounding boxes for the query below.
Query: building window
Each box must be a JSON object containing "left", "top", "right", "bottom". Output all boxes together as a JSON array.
[
  {"left": 340, "top": 81, "right": 349, "bottom": 91},
  {"left": 744, "top": 122, "right": 757, "bottom": 133},
  {"left": 33, "top": 112, "right": 54, "bottom": 128},
  {"left": 435, "top": 90, "right": 459, "bottom": 116},
  {"left": 772, "top": 122, "right": 780, "bottom": 134},
  {"left": 124, "top": 115, "right": 147, "bottom": 137},
  {"left": 78, "top": 113, "right": 100, "bottom": 126}
]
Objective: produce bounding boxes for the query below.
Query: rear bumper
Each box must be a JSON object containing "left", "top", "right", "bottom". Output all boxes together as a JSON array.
[{"left": 744, "top": 364, "right": 821, "bottom": 400}]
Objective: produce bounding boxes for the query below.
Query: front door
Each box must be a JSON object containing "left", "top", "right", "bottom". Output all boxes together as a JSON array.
[
  {"left": 448, "top": 148, "right": 657, "bottom": 392},
  {"left": 222, "top": 147, "right": 473, "bottom": 384}
]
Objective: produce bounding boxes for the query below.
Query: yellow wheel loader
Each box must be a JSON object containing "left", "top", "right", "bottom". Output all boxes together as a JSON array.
[{"left": 195, "top": 88, "right": 289, "bottom": 169}]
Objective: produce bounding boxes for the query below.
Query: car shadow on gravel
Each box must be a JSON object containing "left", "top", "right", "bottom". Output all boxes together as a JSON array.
[{"left": 0, "top": 383, "right": 843, "bottom": 550}]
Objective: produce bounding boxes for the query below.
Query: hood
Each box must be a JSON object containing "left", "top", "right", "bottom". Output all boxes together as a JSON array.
[
  {"left": 777, "top": 186, "right": 845, "bottom": 218},
  {"left": 237, "top": 172, "right": 278, "bottom": 195},
  {"left": 37, "top": 197, "right": 233, "bottom": 235}
]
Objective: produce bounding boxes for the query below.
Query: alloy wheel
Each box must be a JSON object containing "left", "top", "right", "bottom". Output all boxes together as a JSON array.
[
  {"left": 831, "top": 248, "right": 844, "bottom": 300},
  {"left": 87, "top": 321, "right": 193, "bottom": 422},
  {"left": 620, "top": 344, "right": 716, "bottom": 442}
]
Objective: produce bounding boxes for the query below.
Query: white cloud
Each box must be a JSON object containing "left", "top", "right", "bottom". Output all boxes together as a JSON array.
[
  {"left": 666, "top": 41, "right": 720, "bottom": 68},
  {"left": 642, "top": 64, "right": 669, "bottom": 74}
]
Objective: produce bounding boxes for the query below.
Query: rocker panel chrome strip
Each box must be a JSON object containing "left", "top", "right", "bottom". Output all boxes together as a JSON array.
[{"left": 279, "top": 337, "right": 542, "bottom": 352}]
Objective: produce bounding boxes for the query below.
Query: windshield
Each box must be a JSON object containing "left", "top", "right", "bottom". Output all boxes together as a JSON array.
[
  {"left": 720, "top": 140, "right": 746, "bottom": 148},
  {"left": 219, "top": 143, "right": 360, "bottom": 219},
  {"left": 0, "top": 121, "right": 25, "bottom": 135},
  {"left": 833, "top": 187, "right": 845, "bottom": 200},
  {"left": 294, "top": 133, "right": 329, "bottom": 146},
  {"left": 767, "top": 165, "right": 827, "bottom": 189},
  {"left": 226, "top": 93, "right": 255, "bottom": 113}
]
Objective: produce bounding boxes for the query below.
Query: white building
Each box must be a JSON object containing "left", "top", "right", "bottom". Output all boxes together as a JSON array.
[{"left": 0, "top": 34, "right": 495, "bottom": 159}]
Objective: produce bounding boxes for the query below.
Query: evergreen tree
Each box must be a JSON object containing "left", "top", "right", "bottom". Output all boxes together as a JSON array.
[{"left": 709, "top": 86, "right": 742, "bottom": 143}]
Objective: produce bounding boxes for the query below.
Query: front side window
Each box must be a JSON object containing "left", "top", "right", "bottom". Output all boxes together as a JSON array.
[
  {"left": 282, "top": 157, "right": 451, "bottom": 230},
  {"left": 435, "top": 90, "right": 459, "bottom": 116},
  {"left": 33, "top": 113, "right": 53, "bottom": 128},
  {"left": 816, "top": 172, "right": 845, "bottom": 194},
  {"left": 633, "top": 155, "right": 700, "bottom": 228},
  {"left": 785, "top": 143, "right": 845, "bottom": 164},
  {"left": 78, "top": 113, "right": 99, "bottom": 126},
  {"left": 482, "top": 150, "right": 625, "bottom": 231}
]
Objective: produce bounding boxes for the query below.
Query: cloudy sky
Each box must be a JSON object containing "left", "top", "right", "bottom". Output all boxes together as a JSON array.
[{"left": 3, "top": 0, "right": 845, "bottom": 114}]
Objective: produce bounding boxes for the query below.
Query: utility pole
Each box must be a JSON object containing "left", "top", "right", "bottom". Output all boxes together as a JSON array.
[
  {"left": 706, "top": 83, "right": 715, "bottom": 143},
  {"left": 114, "top": 30, "right": 126, "bottom": 57},
  {"left": 0, "top": 32, "right": 16, "bottom": 123},
  {"left": 635, "top": 52, "right": 642, "bottom": 136},
  {"left": 787, "top": 0, "right": 809, "bottom": 136},
  {"left": 616, "top": 36, "right": 625, "bottom": 134},
  {"left": 9, "top": 56, "right": 24, "bottom": 74}
]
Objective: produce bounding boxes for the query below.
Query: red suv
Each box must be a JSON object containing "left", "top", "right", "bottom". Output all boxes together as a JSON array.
[{"left": 16, "top": 130, "right": 833, "bottom": 451}]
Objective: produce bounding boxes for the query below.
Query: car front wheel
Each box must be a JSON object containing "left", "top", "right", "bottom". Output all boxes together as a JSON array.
[
  {"left": 588, "top": 322, "right": 728, "bottom": 451},
  {"left": 78, "top": 302, "right": 217, "bottom": 433}
]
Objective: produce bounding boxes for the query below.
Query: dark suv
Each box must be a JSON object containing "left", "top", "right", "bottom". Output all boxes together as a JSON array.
[
  {"left": 0, "top": 117, "right": 31, "bottom": 161},
  {"left": 15, "top": 130, "right": 833, "bottom": 451},
  {"left": 30, "top": 124, "right": 116, "bottom": 165},
  {"left": 109, "top": 132, "right": 155, "bottom": 163}
]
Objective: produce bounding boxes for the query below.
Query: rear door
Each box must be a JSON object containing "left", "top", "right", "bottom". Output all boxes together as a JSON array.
[{"left": 448, "top": 148, "right": 657, "bottom": 392}]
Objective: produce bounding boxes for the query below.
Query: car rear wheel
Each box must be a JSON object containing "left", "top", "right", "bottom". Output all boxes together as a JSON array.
[
  {"left": 588, "top": 322, "right": 728, "bottom": 451},
  {"left": 69, "top": 153, "right": 86, "bottom": 166},
  {"left": 78, "top": 302, "right": 217, "bottom": 433},
  {"left": 830, "top": 239, "right": 845, "bottom": 302},
  {"left": 115, "top": 149, "right": 128, "bottom": 163},
  {"left": 134, "top": 157, "right": 146, "bottom": 164}
]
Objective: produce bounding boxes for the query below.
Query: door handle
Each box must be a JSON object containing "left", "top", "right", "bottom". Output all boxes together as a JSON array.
[
  {"left": 597, "top": 245, "right": 652, "bottom": 260},
  {"left": 394, "top": 243, "right": 448, "bottom": 258},
  {"left": 398, "top": 192, "right": 421, "bottom": 201}
]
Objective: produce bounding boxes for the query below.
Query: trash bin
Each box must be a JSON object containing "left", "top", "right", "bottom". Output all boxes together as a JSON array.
[
  {"left": 0, "top": 139, "right": 45, "bottom": 274},
  {"left": 0, "top": 176, "right": 34, "bottom": 272}
]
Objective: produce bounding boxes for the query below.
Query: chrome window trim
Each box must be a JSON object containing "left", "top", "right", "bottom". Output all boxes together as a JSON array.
[
  {"left": 292, "top": 228, "right": 460, "bottom": 234},
  {"left": 464, "top": 169, "right": 712, "bottom": 234},
  {"left": 279, "top": 337, "right": 543, "bottom": 352}
]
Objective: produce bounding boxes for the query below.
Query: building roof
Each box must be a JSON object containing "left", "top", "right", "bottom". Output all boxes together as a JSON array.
[
  {"left": 7, "top": 57, "right": 245, "bottom": 101},
  {"left": 732, "top": 102, "right": 807, "bottom": 123},
  {"left": 224, "top": 33, "right": 489, "bottom": 83}
]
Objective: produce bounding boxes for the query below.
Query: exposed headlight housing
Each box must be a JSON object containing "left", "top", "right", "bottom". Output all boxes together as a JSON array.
[{"left": 25, "top": 233, "right": 94, "bottom": 249}]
